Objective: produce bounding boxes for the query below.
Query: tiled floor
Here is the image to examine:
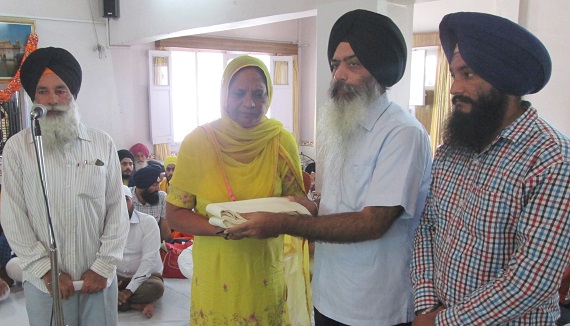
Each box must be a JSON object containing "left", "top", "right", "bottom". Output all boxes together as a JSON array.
[{"left": 0, "top": 278, "right": 191, "bottom": 325}]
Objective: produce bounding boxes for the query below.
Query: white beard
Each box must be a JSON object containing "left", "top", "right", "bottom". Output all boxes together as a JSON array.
[
  {"left": 135, "top": 160, "right": 148, "bottom": 171},
  {"left": 317, "top": 78, "right": 384, "bottom": 186},
  {"left": 39, "top": 100, "right": 81, "bottom": 153}
]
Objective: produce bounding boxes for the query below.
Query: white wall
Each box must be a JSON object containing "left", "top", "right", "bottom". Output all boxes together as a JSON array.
[
  {"left": 108, "top": 0, "right": 317, "bottom": 45},
  {"left": 298, "top": 16, "right": 318, "bottom": 146},
  {"left": 521, "top": 0, "right": 570, "bottom": 136}
]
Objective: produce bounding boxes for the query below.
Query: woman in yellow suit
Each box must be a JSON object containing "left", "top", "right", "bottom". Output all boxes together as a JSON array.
[{"left": 166, "top": 55, "right": 311, "bottom": 325}]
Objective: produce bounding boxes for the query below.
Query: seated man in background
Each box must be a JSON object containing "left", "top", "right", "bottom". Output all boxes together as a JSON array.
[
  {"left": 118, "top": 149, "right": 135, "bottom": 186},
  {"left": 117, "top": 185, "right": 164, "bottom": 319},
  {"left": 131, "top": 165, "right": 172, "bottom": 242},
  {"left": 130, "top": 143, "right": 150, "bottom": 171},
  {"left": 159, "top": 155, "right": 177, "bottom": 194}
]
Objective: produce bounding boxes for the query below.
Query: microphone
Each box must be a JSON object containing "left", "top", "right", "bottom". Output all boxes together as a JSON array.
[{"left": 30, "top": 104, "right": 47, "bottom": 120}]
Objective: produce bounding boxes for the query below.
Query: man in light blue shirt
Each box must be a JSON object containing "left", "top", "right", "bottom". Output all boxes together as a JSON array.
[{"left": 227, "top": 9, "right": 432, "bottom": 326}]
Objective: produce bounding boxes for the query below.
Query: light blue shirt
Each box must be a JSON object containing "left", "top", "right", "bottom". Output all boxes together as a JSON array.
[{"left": 312, "top": 93, "right": 432, "bottom": 325}]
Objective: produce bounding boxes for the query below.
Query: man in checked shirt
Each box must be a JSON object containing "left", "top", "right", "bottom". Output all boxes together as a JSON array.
[{"left": 411, "top": 12, "right": 570, "bottom": 325}]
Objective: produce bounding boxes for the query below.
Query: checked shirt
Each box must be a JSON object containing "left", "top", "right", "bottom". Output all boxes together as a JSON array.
[{"left": 412, "top": 106, "right": 570, "bottom": 325}]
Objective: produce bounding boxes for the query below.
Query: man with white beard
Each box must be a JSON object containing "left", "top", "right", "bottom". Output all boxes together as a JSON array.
[
  {"left": 227, "top": 9, "right": 432, "bottom": 326},
  {"left": 1, "top": 47, "right": 128, "bottom": 326}
]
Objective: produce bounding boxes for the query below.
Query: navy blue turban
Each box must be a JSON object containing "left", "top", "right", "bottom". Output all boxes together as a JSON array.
[
  {"left": 133, "top": 165, "right": 163, "bottom": 189},
  {"left": 328, "top": 9, "right": 407, "bottom": 87},
  {"left": 117, "top": 149, "right": 135, "bottom": 163},
  {"left": 20, "top": 47, "right": 82, "bottom": 101},
  {"left": 439, "top": 12, "right": 551, "bottom": 96}
]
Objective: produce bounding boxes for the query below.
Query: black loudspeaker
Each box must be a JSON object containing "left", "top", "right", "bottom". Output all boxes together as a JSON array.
[{"left": 103, "top": 0, "right": 119, "bottom": 18}]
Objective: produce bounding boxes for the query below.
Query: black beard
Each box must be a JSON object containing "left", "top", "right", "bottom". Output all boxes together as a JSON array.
[
  {"left": 443, "top": 88, "right": 508, "bottom": 151},
  {"left": 122, "top": 173, "right": 132, "bottom": 180},
  {"left": 141, "top": 188, "right": 160, "bottom": 205}
]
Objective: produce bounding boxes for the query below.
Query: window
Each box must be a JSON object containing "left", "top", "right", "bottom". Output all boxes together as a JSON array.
[{"left": 171, "top": 51, "right": 224, "bottom": 142}]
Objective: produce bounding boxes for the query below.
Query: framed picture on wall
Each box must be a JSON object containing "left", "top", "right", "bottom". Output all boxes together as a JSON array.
[{"left": 0, "top": 18, "right": 35, "bottom": 80}]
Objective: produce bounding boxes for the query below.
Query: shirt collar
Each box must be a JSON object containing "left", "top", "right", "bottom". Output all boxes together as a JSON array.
[
  {"left": 360, "top": 92, "right": 391, "bottom": 131},
  {"left": 130, "top": 210, "right": 141, "bottom": 224},
  {"left": 498, "top": 106, "right": 537, "bottom": 144}
]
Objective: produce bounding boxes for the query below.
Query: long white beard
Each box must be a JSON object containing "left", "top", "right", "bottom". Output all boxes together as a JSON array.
[
  {"left": 39, "top": 100, "right": 81, "bottom": 153},
  {"left": 317, "top": 78, "right": 383, "bottom": 186},
  {"left": 135, "top": 160, "right": 148, "bottom": 171}
]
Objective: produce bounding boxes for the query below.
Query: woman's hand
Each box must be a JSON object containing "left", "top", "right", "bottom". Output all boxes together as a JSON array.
[{"left": 288, "top": 195, "right": 318, "bottom": 216}]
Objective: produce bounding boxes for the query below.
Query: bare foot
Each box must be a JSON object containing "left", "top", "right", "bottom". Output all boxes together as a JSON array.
[
  {"left": 131, "top": 302, "right": 154, "bottom": 318},
  {"left": 0, "top": 279, "right": 9, "bottom": 297}
]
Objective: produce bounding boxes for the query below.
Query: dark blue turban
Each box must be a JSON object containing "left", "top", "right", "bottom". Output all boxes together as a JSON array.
[
  {"left": 117, "top": 149, "right": 135, "bottom": 163},
  {"left": 328, "top": 9, "right": 407, "bottom": 87},
  {"left": 133, "top": 165, "right": 163, "bottom": 189},
  {"left": 20, "top": 47, "right": 82, "bottom": 101},
  {"left": 439, "top": 12, "right": 551, "bottom": 96}
]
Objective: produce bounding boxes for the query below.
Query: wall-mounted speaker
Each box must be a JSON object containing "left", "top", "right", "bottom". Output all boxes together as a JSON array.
[{"left": 103, "top": 0, "right": 119, "bottom": 18}]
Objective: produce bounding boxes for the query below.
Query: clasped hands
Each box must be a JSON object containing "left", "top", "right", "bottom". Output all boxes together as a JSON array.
[
  {"left": 42, "top": 268, "right": 107, "bottom": 300},
  {"left": 117, "top": 285, "right": 133, "bottom": 306}
]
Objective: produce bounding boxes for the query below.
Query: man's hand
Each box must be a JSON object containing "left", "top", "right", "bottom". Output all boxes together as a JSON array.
[
  {"left": 43, "top": 271, "right": 75, "bottom": 300},
  {"left": 118, "top": 289, "right": 133, "bottom": 306},
  {"left": 412, "top": 306, "right": 445, "bottom": 326},
  {"left": 81, "top": 269, "right": 107, "bottom": 294},
  {"left": 226, "top": 212, "right": 285, "bottom": 240}
]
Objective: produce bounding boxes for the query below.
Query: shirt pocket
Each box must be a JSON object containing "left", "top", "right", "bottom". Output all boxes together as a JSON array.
[
  {"left": 76, "top": 165, "right": 106, "bottom": 199},
  {"left": 340, "top": 161, "right": 374, "bottom": 211},
  {"left": 463, "top": 188, "right": 512, "bottom": 242}
]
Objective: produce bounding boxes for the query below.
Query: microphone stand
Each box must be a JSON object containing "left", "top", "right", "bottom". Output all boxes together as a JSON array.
[{"left": 31, "top": 116, "right": 67, "bottom": 326}]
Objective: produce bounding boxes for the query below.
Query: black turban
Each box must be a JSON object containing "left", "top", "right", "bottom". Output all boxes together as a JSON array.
[
  {"left": 132, "top": 165, "right": 163, "bottom": 189},
  {"left": 20, "top": 47, "right": 82, "bottom": 101},
  {"left": 328, "top": 9, "right": 407, "bottom": 87},
  {"left": 117, "top": 149, "right": 135, "bottom": 163},
  {"left": 439, "top": 12, "right": 551, "bottom": 96}
]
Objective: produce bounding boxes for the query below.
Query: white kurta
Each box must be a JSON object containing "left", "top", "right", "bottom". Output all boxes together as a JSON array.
[
  {"left": 1, "top": 124, "right": 128, "bottom": 292},
  {"left": 116, "top": 210, "right": 163, "bottom": 293}
]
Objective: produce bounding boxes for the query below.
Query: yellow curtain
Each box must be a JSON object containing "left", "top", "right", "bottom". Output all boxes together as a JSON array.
[
  {"left": 429, "top": 46, "right": 452, "bottom": 154},
  {"left": 154, "top": 143, "right": 170, "bottom": 160},
  {"left": 292, "top": 56, "right": 299, "bottom": 141},
  {"left": 153, "top": 56, "right": 169, "bottom": 86},
  {"left": 274, "top": 61, "right": 288, "bottom": 85}
]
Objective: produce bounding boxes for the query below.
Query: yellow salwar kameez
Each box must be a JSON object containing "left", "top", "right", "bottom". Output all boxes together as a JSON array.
[{"left": 166, "top": 56, "right": 311, "bottom": 326}]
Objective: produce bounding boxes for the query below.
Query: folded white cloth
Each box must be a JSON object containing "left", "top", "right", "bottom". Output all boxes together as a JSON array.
[{"left": 206, "top": 197, "right": 310, "bottom": 228}]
